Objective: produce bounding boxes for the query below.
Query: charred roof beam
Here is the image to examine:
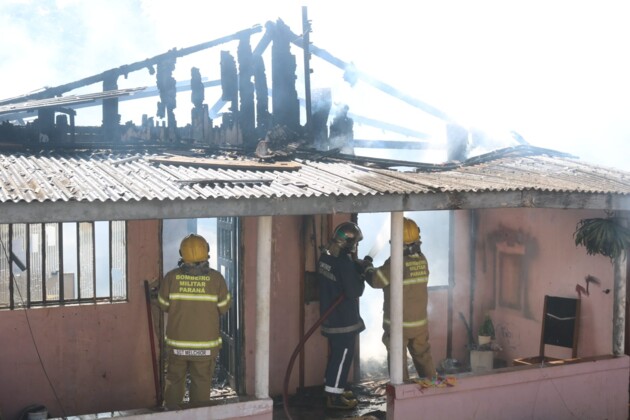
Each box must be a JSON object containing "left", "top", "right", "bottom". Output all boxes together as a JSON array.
[{"left": 0, "top": 25, "right": 263, "bottom": 106}]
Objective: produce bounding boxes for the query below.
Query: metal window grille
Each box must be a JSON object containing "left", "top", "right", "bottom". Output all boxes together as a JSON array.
[{"left": 0, "top": 221, "right": 127, "bottom": 309}]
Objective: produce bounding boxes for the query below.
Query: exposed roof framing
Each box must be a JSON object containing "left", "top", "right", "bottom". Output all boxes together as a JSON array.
[
  {"left": 0, "top": 26, "right": 262, "bottom": 106},
  {"left": 0, "top": 88, "right": 145, "bottom": 116}
]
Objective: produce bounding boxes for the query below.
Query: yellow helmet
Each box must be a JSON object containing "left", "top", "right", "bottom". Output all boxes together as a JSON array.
[
  {"left": 179, "top": 234, "right": 209, "bottom": 263},
  {"left": 403, "top": 218, "right": 420, "bottom": 245}
]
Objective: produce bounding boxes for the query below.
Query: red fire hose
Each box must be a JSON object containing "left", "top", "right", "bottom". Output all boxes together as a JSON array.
[{"left": 282, "top": 293, "right": 345, "bottom": 420}]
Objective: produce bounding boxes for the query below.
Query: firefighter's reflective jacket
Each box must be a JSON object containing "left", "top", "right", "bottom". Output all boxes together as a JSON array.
[
  {"left": 370, "top": 252, "right": 429, "bottom": 339},
  {"left": 158, "top": 262, "right": 231, "bottom": 358}
]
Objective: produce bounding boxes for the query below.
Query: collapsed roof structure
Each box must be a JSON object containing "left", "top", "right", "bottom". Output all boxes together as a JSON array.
[
  {"left": 0, "top": 10, "right": 479, "bottom": 160},
  {"left": 1, "top": 12, "right": 628, "bottom": 217}
]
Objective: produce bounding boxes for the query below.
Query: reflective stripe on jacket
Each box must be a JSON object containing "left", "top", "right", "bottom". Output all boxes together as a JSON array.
[
  {"left": 371, "top": 253, "right": 429, "bottom": 338},
  {"left": 158, "top": 262, "right": 231, "bottom": 355}
]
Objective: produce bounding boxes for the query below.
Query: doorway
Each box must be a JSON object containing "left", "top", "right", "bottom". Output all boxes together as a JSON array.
[{"left": 161, "top": 217, "right": 244, "bottom": 393}]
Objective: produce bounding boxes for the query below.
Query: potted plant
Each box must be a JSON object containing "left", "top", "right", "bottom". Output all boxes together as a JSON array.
[
  {"left": 478, "top": 314, "right": 495, "bottom": 346},
  {"left": 469, "top": 314, "right": 496, "bottom": 373}
]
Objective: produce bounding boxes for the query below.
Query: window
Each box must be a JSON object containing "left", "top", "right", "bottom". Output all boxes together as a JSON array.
[
  {"left": 0, "top": 221, "right": 127, "bottom": 309},
  {"left": 488, "top": 226, "right": 535, "bottom": 319}
]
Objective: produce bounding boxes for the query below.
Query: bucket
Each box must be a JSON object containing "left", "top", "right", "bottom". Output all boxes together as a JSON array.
[
  {"left": 470, "top": 350, "right": 494, "bottom": 373},
  {"left": 21, "top": 405, "right": 47, "bottom": 420},
  {"left": 27, "top": 410, "right": 48, "bottom": 420}
]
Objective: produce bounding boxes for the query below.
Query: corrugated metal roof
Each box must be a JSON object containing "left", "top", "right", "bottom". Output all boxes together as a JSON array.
[
  {"left": 0, "top": 147, "right": 629, "bottom": 222},
  {"left": 0, "top": 88, "right": 145, "bottom": 116},
  {"left": 367, "top": 155, "right": 630, "bottom": 194},
  {"left": 1, "top": 149, "right": 629, "bottom": 205}
]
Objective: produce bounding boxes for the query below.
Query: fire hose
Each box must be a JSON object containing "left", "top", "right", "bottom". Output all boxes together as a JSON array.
[{"left": 282, "top": 293, "right": 345, "bottom": 420}]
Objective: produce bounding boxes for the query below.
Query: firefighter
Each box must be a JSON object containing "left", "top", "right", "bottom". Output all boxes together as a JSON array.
[
  {"left": 366, "top": 218, "right": 436, "bottom": 380},
  {"left": 318, "top": 221, "right": 371, "bottom": 410},
  {"left": 158, "top": 233, "right": 231, "bottom": 409}
]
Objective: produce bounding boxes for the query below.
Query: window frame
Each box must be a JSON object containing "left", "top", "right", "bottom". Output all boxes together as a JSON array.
[{"left": 0, "top": 220, "right": 128, "bottom": 310}]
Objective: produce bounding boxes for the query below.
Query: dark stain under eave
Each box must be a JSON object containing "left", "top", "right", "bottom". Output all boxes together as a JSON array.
[{"left": 446, "top": 192, "right": 465, "bottom": 209}]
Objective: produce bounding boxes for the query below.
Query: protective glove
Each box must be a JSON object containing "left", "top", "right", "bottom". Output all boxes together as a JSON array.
[
  {"left": 357, "top": 256, "right": 375, "bottom": 286},
  {"left": 354, "top": 257, "right": 373, "bottom": 273}
]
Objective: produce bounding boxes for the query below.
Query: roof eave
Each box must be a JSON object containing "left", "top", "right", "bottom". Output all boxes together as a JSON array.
[{"left": 1, "top": 190, "right": 628, "bottom": 224}]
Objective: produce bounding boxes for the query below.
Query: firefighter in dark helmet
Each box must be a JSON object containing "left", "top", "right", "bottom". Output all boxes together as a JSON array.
[
  {"left": 158, "top": 233, "right": 231, "bottom": 408},
  {"left": 366, "top": 218, "right": 436, "bottom": 380},
  {"left": 318, "top": 221, "right": 372, "bottom": 410}
]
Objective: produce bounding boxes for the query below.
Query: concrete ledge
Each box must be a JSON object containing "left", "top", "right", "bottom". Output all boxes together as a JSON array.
[
  {"left": 387, "top": 355, "right": 629, "bottom": 420},
  {"left": 52, "top": 398, "right": 273, "bottom": 420}
]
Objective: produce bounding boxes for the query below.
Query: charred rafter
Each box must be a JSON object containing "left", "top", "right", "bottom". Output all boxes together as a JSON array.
[{"left": 0, "top": 25, "right": 263, "bottom": 106}]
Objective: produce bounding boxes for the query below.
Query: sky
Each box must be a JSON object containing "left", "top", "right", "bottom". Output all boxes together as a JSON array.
[
  {"left": 1, "top": 0, "right": 629, "bottom": 170},
  {"left": 2, "top": 0, "right": 630, "bottom": 365}
]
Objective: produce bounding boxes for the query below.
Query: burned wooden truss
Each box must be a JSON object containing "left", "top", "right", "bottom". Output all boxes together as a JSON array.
[
  {"left": 0, "top": 11, "right": 450, "bottom": 161},
  {"left": 0, "top": 19, "right": 338, "bottom": 153}
]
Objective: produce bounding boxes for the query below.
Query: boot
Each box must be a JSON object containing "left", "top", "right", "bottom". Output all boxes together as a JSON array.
[
  {"left": 326, "top": 393, "right": 358, "bottom": 410},
  {"left": 343, "top": 390, "right": 357, "bottom": 400}
]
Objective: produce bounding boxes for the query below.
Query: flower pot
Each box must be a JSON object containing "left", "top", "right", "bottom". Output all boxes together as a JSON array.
[
  {"left": 478, "top": 335, "right": 491, "bottom": 345},
  {"left": 470, "top": 350, "right": 493, "bottom": 373}
]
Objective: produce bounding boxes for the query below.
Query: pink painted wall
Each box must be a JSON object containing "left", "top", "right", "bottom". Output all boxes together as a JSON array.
[
  {"left": 5, "top": 208, "right": 616, "bottom": 419},
  {"left": 388, "top": 355, "right": 629, "bottom": 420},
  {"left": 0, "top": 220, "right": 160, "bottom": 420},
  {"left": 452, "top": 208, "right": 615, "bottom": 365},
  {"left": 267, "top": 216, "right": 327, "bottom": 396},
  {"left": 242, "top": 208, "right": 619, "bottom": 401},
  {"left": 243, "top": 216, "right": 312, "bottom": 397},
  {"left": 242, "top": 215, "right": 348, "bottom": 397},
  {"left": 108, "top": 399, "right": 273, "bottom": 420}
]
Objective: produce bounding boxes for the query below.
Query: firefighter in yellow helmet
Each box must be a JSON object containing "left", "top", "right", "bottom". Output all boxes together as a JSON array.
[
  {"left": 158, "top": 234, "right": 231, "bottom": 408},
  {"left": 365, "top": 218, "right": 436, "bottom": 380}
]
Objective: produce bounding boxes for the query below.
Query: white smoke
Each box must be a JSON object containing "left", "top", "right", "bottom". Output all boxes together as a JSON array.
[{"left": 3, "top": 0, "right": 629, "bottom": 171}]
